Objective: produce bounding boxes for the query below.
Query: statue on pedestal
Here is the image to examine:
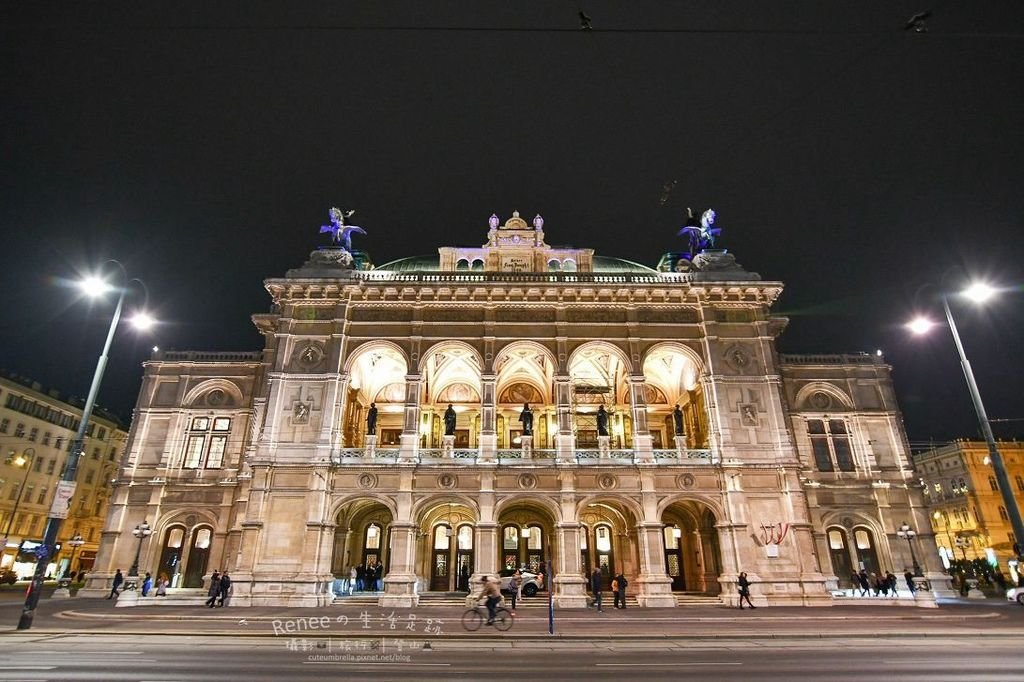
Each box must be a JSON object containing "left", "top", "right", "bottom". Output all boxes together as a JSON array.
[
  {"left": 366, "top": 402, "right": 378, "bottom": 435},
  {"left": 444, "top": 404, "right": 457, "bottom": 436},
  {"left": 677, "top": 207, "right": 722, "bottom": 256},
  {"left": 519, "top": 403, "right": 534, "bottom": 436},
  {"left": 320, "top": 207, "right": 367, "bottom": 253},
  {"left": 596, "top": 405, "right": 610, "bottom": 437},
  {"left": 673, "top": 405, "right": 685, "bottom": 436}
]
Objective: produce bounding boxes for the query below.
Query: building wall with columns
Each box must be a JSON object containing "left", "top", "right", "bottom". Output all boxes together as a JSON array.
[{"left": 83, "top": 212, "right": 944, "bottom": 607}]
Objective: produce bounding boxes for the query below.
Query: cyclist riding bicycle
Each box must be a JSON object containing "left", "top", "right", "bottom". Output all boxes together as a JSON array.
[{"left": 480, "top": 575, "right": 502, "bottom": 626}]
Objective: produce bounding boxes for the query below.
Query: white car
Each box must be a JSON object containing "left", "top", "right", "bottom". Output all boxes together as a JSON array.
[
  {"left": 1006, "top": 587, "right": 1024, "bottom": 604},
  {"left": 499, "top": 569, "right": 543, "bottom": 597}
]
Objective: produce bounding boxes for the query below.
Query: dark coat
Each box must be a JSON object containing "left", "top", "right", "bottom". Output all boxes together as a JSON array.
[
  {"left": 219, "top": 574, "right": 232, "bottom": 596},
  {"left": 207, "top": 574, "right": 221, "bottom": 598},
  {"left": 737, "top": 575, "right": 751, "bottom": 596},
  {"left": 590, "top": 571, "right": 603, "bottom": 593}
]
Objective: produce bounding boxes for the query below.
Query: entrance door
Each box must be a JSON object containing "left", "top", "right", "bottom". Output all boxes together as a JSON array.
[
  {"left": 183, "top": 527, "right": 212, "bottom": 588},
  {"left": 455, "top": 525, "right": 474, "bottom": 592},
  {"left": 828, "top": 528, "right": 854, "bottom": 585},
  {"left": 664, "top": 526, "right": 686, "bottom": 591},
  {"left": 852, "top": 527, "right": 879, "bottom": 574},
  {"left": 594, "top": 524, "right": 614, "bottom": 588},
  {"left": 524, "top": 525, "right": 544, "bottom": 574},
  {"left": 430, "top": 525, "right": 452, "bottom": 591},
  {"left": 158, "top": 526, "right": 185, "bottom": 585}
]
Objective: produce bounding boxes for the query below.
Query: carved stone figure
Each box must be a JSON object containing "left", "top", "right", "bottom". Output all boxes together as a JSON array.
[
  {"left": 443, "top": 404, "right": 457, "bottom": 436},
  {"left": 366, "top": 402, "right": 378, "bottom": 435},
  {"left": 673, "top": 405, "right": 685, "bottom": 436},
  {"left": 677, "top": 207, "right": 722, "bottom": 256},
  {"left": 596, "top": 405, "right": 610, "bottom": 437},
  {"left": 488, "top": 213, "right": 500, "bottom": 230},
  {"left": 519, "top": 403, "right": 534, "bottom": 436}
]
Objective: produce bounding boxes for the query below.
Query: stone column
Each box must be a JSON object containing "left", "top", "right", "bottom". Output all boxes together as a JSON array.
[
  {"left": 472, "top": 522, "right": 499, "bottom": 584},
  {"left": 554, "top": 522, "right": 588, "bottom": 607},
  {"left": 554, "top": 376, "right": 575, "bottom": 462},
  {"left": 478, "top": 375, "right": 497, "bottom": 461},
  {"left": 381, "top": 521, "right": 420, "bottom": 607},
  {"left": 322, "top": 373, "right": 350, "bottom": 449},
  {"left": 332, "top": 527, "right": 350, "bottom": 575},
  {"left": 635, "top": 521, "right": 675, "bottom": 607},
  {"left": 399, "top": 374, "right": 421, "bottom": 461}
]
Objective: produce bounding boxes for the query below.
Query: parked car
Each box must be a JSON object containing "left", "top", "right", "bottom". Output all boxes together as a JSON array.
[
  {"left": 0, "top": 568, "right": 19, "bottom": 585},
  {"left": 499, "top": 568, "right": 542, "bottom": 597},
  {"left": 1006, "top": 587, "right": 1024, "bottom": 604}
]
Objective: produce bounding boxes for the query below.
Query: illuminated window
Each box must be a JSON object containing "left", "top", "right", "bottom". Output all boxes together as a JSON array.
[
  {"left": 527, "top": 526, "right": 542, "bottom": 550},
  {"left": 366, "top": 523, "right": 381, "bottom": 550},
  {"left": 193, "top": 527, "right": 212, "bottom": 550},
  {"left": 665, "top": 526, "right": 680, "bottom": 549},
  {"left": 807, "top": 419, "right": 855, "bottom": 472},
  {"left": 182, "top": 417, "right": 230, "bottom": 468},
  {"left": 503, "top": 526, "right": 519, "bottom": 550},
  {"left": 990, "top": 477, "right": 999, "bottom": 492},
  {"left": 596, "top": 525, "right": 612, "bottom": 552},
  {"left": 999, "top": 506, "right": 1009, "bottom": 521},
  {"left": 457, "top": 525, "right": 473, "bottom": 550},
  {"left": 433, "top": 525, "right": 450, "bottom": 550},
  {"left": 854, "top": 529, "right": 872, "bottom": 550},
  {"left": 828, "top": 529, "right": 845, "bottom": 550}
]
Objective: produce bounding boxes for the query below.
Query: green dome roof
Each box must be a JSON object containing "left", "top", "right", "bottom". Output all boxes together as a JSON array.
[{"left": 374, "top": 254, "right": 658, "bottom": 274}]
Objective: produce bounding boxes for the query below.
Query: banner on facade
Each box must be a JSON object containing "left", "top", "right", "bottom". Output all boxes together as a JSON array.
[{"left": 49, "top": 481, "right": 77, "bottom": 519}]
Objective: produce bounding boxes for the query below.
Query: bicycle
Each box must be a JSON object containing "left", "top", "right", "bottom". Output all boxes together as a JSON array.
[{"left": 462, "top": 599, "right": 514, "bottom": 632}]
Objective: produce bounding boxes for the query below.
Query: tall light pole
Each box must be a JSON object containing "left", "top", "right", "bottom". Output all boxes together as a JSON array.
[
  {"left": 907, "top": 281, "right": 1024, "bottom": 568},
  {"left": 1, "top": 449, "right": 35, "bottom": 555},
  {"left": 17, "top": 263, "right": 154, "bottom": 630},
  {"left": 897, "top": 522, "right": 922, "bottom": 576},
  {"left": 954, "top": 536, "right": 971, "bottom": 562}
]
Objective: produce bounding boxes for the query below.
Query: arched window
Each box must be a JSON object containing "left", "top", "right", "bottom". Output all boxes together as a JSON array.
[
  {"left": 434, "top": 524, "right": 451, "bottom": 550},
  {"left": 594, "top": 524, "right": 614, "bottom": 585},
  {"left": 663, "top": 525, "right": 685, "bottom": 591},
  {"left": 366, "top": 523, "right": 382, "bottom": 550},
  {"left": 990, "top": 476, "right": 999, "bottom": 492},
  {"left": 471, "top": 259, "right": 484, "bottom": 271},
  {"left": 502, "top": 525, "right": 520, "bottom": 570},
  {"left": 562, "top": 259, "right": 577, "bottom": 272},
  {"left": 457, "top": 525, "right": 473, "bottom": 550},
  {"left": 183, "top": 526, "right": 213, "bottom": 588},
  {"left": 456, "top": 259, "right": 470, "bottom": 271},
  {"left": 525, "top": 525, "right": 544, "bottom": 573},
  {"left": 547, "top": 259, "right": 561, "bottom": 272},
  {"left": 999, "top": 506, "right": 1009, "bottom": 521},
  {"left": 158, "top": 525, "right": 186, "bottom": 585}
]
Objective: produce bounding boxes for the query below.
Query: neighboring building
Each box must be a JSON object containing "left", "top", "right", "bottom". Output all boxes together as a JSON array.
[
  {"left": 0, "top": 371, "right": 127, "bottom": 578},
  {"left": 914, "top": 440, "right": 1024, "bottom": 575},
  {"left": 84, "top": 210, "right": 948, "bottom": 606}
]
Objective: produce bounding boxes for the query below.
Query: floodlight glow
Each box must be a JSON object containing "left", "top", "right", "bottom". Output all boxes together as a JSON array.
[
  {"left": 79, "top": 276, "right": 113, "bottom": 298},
  {"left": 130, "top": 312, "right": 156, "bottom": 330},
  {"left": 962, "top": 282, "right": 997, "bottom": 304},
  {"left": 907, "top": 317, "right": 936, "bottom": 335}
]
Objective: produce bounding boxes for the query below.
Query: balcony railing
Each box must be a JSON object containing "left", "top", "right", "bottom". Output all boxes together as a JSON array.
[{"left": 328, "top": 447, "right": 718, "bottom": 466}]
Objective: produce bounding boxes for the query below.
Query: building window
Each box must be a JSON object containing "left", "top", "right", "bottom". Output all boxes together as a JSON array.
[
  {"left": 33, "top": 457, "right": 43, "bottom": 472},
  {"left": 28, "top": 427, "right": 38, "bottom": 442},
  {"left": 91, "top": 448, "right": 100, "bottom": 460},
  {"left": 1016, "top": 476, "right": 1024, "bottom": 493},
  {"left": 15, "top": 423, "right": 25, "bottom": 437},
  {"left": 42, "top": 432, "right": 51, "bottom": 446},
  {"left": 54, "top": 436, "right": 63, "bottom": 450},
  {"left": 807, "top": 419, "right": 855, "bottom": 472},
  {"left": 990, "top": 476, "right": 999, "bottom": 492},
  {"left": 98, "top": 427, "right": 107, "bottom": 440},
  {"left": 25, "top": 485, "right": 34, "bottom": 503},
  {"left": 0, "top": 418, "right": 8, "bottom": 433},
  {"left": 181, "top": 416, "right": 230, "bottom": 469},
  {"left": 37, "top": 487, "right": 47, "bottom": 504},
  {"left": 46, "top": 459, "right": 56, "bottom": 475},
  {"left": 8, "top": 486, "right": 18, "bottom": 501},
  {"left": 999, "top": 506, "right": 1009, "bottom": 521}
]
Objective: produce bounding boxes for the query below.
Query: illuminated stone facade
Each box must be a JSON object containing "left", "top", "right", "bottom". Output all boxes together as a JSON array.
[{"left": 84, "top": 212, "right": 948, "bottom": 607}]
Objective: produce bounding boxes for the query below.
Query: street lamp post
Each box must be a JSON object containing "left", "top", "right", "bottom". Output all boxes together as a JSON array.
[
  {"left": 17, "top": 263, "right": 154, "bottom": 630},
  {"left": 128, "top": 521, "right": 152, "bottom": 580},
  {"left": 1, "top": 449, "right": 35, "bottom": 554},
  {"left": 897, "top": 522, "right": 922, "bottom": 576},
  {"left": 908, "top": 282, "right": 1024, "bottom": 567},
  {"left": 954, "top": 536, "right": 970, "bottom": 562},
  {"left": 65, "top": 533, "right": 85, "bottom": 577}
]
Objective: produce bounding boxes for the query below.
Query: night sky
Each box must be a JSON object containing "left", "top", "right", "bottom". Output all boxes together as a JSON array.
[{"left": 2, "top": 2, "right": 1022, "bottom": 444}]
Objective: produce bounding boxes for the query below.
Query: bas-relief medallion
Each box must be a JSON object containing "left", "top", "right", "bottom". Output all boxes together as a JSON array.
[
  {"left": 357, "top": 473, "right": 377, "bottom": 490},
  {"left": 518, "top": 473, "right": 538, "bottom": 490},
  {"left": 438, "top": 474, "right": 458, "bottom": 489}
]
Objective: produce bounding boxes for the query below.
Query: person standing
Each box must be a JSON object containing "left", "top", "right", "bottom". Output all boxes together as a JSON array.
[
  {"left": 738, "top": 571, "right": 756, "bottom": 609},
  {"left": 218, "top": 572, "right": 232, "bottom": 607},
  {"left": 857, "top": 569, "right": 870, "bottom": 597},
  {"left": 156, "top": 573, "right": 169, "bottom": 596},
  {"left": 205, "top": 571, "right": 221, "bottom": 608},
  {"left": 615, "top": 572, "right": 628, "bottom": 609},
  {"left": 508, "top": 570, "right": 521, "bottom": 615},
  {"left": 349, "top": 565, "right": 357, "bottom": 595},
  {"left": 356, "top": 563, "right": 366, "bottom": 592},
  {"left": 904, "top": 570, "right": 916, "bottom": 595},
  {"left": 590, "top": 568, "right": 604, "bottom": 613},
  {"left": 107, "top": 569, "right": 124, "bottom": 599},
  {"left": 611, "top": 574, "right": 620, "bottom": 609},
  {"left": 460, "top": 562, "right": 470, "bottom": 593},
  {"left": 374, "top": 561, "right": 384, "bottom": 591},
  {"left": 141, "top": 572, "right": 153, "bottom": 597}
]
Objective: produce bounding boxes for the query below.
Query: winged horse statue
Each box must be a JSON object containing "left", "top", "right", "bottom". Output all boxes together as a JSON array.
[
  {"left": 677, "top": 208, "right": 721, "bottom": 255},
  {"left": 320, "top": 207, "right": 367, "bottom": 252}
]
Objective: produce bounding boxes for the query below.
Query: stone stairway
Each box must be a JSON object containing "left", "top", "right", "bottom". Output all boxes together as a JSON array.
[
  {"left": 674, "top": 592, "right": 725, "bottom": 607},
  {"left": 329, "top": 592, "right": 726, "bottom": 608}
]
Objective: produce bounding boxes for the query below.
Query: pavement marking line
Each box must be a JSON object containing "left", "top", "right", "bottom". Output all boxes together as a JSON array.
[
  {"left": 301, "top": 661, "right": 452, "bottom": 666},
  {"left": 596, "top": 662, "right": 743, "bottom": 667},
  {"left": 3, "top": 666, "right": 58, "bottom": 670}
]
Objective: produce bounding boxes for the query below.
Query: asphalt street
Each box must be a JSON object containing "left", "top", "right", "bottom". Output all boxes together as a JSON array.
[{"left": 0, "top": 633, "right": 1021, "bottom": 681}]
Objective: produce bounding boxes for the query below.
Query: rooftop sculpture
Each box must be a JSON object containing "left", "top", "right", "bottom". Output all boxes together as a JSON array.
[
  {"left": 320, "top": 207, "right": 367, "bottom": 253},
  {"left": 677, "top": 208, "right": 721, "bottom": 256}
]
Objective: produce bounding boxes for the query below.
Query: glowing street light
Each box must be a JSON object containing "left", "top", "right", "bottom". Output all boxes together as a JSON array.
[
  {"left": 906, "top": 279, "right": 1024, "bottom": 570},
  {"left": 17, "top": 261, "right": 155, "bottom": 630}
]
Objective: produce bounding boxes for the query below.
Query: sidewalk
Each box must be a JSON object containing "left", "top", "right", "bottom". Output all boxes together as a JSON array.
[{"left": 2, "top": 596, "right": 1021, "bottom": 641}]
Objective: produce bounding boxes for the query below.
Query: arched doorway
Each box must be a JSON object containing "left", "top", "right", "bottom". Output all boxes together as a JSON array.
[
  {"left": 852, "top": 527, "right": 880, "bottom": 574},
  {"left": 416, "top": 500, "right": 477, "bottom": 592},
  {"left": 157, "top": 525, "right": 186, "bottom": 586},
  {"left": 662, "top": 500, "right": 721, "bottom": 594},
  {"left": 183, "top": 526, "right": 212, "bottom": 588},
  {"left": 641, "top": 343, "right": 707, "bottom": 449},
  {"left": 827, "top": 527, "right": 854, "bottom": 584},
  {"left": 497, "top": 500, "right": 557, "bottom": 588},
  {"left": 332, "top": 499, "right": 395, "bottom": 591},
  {"left": 577, "top": 498, "right": 639, "bottom": 589}
]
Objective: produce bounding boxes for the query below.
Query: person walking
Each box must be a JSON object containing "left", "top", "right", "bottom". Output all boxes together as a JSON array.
[
  {"left": 348, "top": 565, "right": 357, "bottom": 595},
  {"left": 218, "top": 572, "right": 232, "bottom": 607},
  {"left": 590, "top": 568, "right": 604, "bottom": 613},
  {"left": 156, "top": 573, "right": 169, "bottom": 596},
  {"left": 106, "top": 569, "right": 124, "bottom": 599},
  {"left": 904, "top": 570, "right": 916, "bottom": 595},
  {"left": 508, "top": 570, "right": 521, "bottom": 615},
  {"left": 857, "top": 569, "right": 870, "bottom": 597},
  {"left": 205, "top": 571, "right": 221, "bottom": 608},
  {"left": 615, "top": 572, "right": 628, "bottom": 609},
  {"left": 141, "top": 572, "right": 153, "bottom": 597},
  {"left": 738, "top": 571, "right": 756, "bottom": 609},
  {"left": 611, "top": 575, "right": 620, "bottom": 610}
]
